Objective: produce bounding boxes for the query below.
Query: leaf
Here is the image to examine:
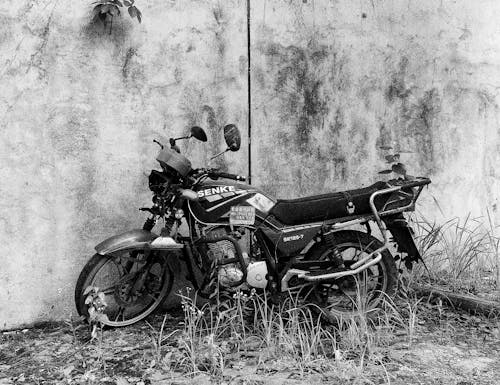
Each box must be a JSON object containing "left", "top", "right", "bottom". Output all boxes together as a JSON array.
[
  {"left": 108, "top": 5, "right": 120, "bottom": 16},
  {"left": 115, "top": 376, "right": 130, "bottom": 385},
  {"left": 92, "top": 4, "right": 103, "bottom": 16},
  {"left": 112, "top": 0, "right": 123, "bottom": 6},
  {"left": 378, "top": 170, "right": 392, "bottom": 174},
  {"left": 392, "top": 162, "right": 407, "bottom": 175},
  {"left": 128, "top": 5, "right": 137, "bottom": 18},
  {"left": 101, "top": 4, "right": 112, "bottom": 13},
  {"left": 62, "top": 365, "right": 75, "bottom": 377},
  {"left": 91, "top": 325, "right": 98, "bottom": 340},
  {"left": 136, "top": 8, "right": 142, "bottom": 23},
  {"left": 124, "top": 0, "right": 132, "bottom": 6},
  {"left": 385, "top": 153, "right": 400, "bottom": 163},
  {"left": 95, "top": 313, "right": 110, "bottom": 323},
  {"left": 84, "top": 286, "right": 96, "bottom": 295}
]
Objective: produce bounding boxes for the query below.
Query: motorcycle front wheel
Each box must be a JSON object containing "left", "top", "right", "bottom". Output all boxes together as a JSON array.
[
  {"left": 303, "top": 230, "right": 398, "bottom": 321},
  {"left": 75, "top": 250, "right": 174, "bottom": 327}
]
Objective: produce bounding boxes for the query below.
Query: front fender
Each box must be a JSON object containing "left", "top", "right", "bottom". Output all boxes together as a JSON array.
[{"left": 95, "top": 229, "right": 159, "bottom": 255}]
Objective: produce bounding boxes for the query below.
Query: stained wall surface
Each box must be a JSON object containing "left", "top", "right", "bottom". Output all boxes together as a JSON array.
[
  {"left": 0, "top": 0, "right": 248, "bottom": 330},
  {"left": 251, "top": 0, "right": 500, "bottom": 223},
  {"left": 1, "top": 0, "right": 500, "bottom": 329}
]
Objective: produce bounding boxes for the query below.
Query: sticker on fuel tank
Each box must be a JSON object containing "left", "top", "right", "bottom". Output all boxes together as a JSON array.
[
  {"left": 229, "top": 206, "right": 255, "bottom": 225},
  {"left": 246, "top": 193, "right": 275, "bottom": 213}
]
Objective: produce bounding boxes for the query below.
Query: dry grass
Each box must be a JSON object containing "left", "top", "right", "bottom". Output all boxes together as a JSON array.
[
  {"left": 410, "top": 212, "right": 500, "bottom": 292},
  {"left": 139, "top": 285, "right": 434, "bottom": 384}
]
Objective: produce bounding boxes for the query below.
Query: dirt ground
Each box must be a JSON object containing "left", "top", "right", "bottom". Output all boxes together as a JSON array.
[{"left": 1, "top": 301, "right": 499, "bottom": 385}]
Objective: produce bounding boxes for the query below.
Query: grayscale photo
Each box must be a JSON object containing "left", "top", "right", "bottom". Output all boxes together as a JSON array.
[{"left": 1, "top": 1, "right": 499, "bottom": 384}]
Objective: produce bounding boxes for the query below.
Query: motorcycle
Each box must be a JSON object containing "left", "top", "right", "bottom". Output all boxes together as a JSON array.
[{"left": 75, "top": 124, "right": 431, "bottom": 326}]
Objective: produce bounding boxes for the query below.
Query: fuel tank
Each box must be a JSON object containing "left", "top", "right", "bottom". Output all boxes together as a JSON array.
[{"left": 188, "top": 180, "right": 276, "bottom": 226}]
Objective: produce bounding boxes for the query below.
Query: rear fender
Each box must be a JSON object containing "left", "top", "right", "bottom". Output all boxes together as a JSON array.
[
  {"left": 383, "top": 215, "right": 422, "bottom": 269},
  {"left": 95, "top": 229, "right": 158, "bottom": 255}
]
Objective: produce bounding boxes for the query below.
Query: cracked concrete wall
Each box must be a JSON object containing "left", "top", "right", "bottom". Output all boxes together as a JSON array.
[
  {"left": 0, "top": 0, "right": 247, "bottom": 330},
  {"left": 2, "top": 0, "right": 500, "bottom": 329}
]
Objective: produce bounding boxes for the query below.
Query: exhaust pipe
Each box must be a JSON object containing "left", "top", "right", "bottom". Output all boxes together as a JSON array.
[{"left": 281, "top": 252, "right": 382, "bottom": 291}]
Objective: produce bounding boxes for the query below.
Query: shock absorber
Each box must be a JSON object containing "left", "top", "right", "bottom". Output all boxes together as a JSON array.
[
  {"left": 160, "top": 216, "right": 176, "bottom": 236},
  {"left": 324, "top": 232, "right": 344, "bottom": 267},
  {"left": 143, "top": 217, "right": 156, "bottom": 231}
]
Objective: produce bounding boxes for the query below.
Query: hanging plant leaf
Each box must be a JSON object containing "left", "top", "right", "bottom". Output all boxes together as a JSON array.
[
  {"left": 124, "top": 0, "right": 132, "bottom": 5},
  {"left": 101, "top": 4, "right": 112, "bottom": 13},
  {"left": 92, "top": 4, "right": 103, "bottom": 15},
  {"left": 112, "top": 0, "right": 123, "bottom": 6},
  {"left": 385, "top": 153, "right": 401, "bottom": 163},
  {"left": 136, "top": 8, "right": 142, "bottom": 23},
  {"left": 128, "top": 5, "right": 137, "bottom": 18},
  {"left": 392, "top": 163, "right": 407, "bottom": 175},
  {"left": 108, "top": 5, "right": 120, "bottom": 16},
  {"left": 378, "top": 170, "right": 393, "bottom": 174}
]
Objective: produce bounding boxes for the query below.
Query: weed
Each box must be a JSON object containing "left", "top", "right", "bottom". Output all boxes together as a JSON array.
[{"left": 411, "top": 213, "right": 499, "bottom": 291}]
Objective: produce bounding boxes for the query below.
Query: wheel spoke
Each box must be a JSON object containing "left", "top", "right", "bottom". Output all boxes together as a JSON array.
[
  {"left": 100, "top": 286, "right": 116, "bottom": 295},
  {"left": 114, "top": 307, "right": 125, "bottom": 322},
  {"left": 146, "top": 292, "right": 160, "bottom": 301}
]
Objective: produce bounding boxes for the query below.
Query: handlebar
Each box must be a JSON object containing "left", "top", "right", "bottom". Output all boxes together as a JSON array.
[
  {"left": 191, "top": 168, "right": 246, "bottom": 182},
  {"left": 211, "top": 171, "right": 246, "bottom": 182}
]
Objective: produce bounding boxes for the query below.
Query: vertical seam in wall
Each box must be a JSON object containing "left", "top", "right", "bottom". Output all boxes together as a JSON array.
[{"left": 247, "top": 0, "right": 252, "bottom": 184}]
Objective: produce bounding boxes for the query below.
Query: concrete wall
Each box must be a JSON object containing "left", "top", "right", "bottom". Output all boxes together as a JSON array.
[
  {"left": 1, "top": 0, "right": 500, "bottom": 329},
  {"left": 0, "top": 0, "right": 248, "bottom": 330},
  {"left": 251, "top": 0, "right": 500, "bottom": 221}
]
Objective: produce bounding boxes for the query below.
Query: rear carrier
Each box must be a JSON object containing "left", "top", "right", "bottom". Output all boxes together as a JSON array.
[
  {"left": 281, "top": 177, "right": 431, "bottom": 289},
  {"left": 323, "top": 177, "right": 431, "bottom": 227}
]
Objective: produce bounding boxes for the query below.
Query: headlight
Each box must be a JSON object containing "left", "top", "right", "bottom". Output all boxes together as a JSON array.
[{"left": 148, "top": 170, "right": 170, "bottom": 193}]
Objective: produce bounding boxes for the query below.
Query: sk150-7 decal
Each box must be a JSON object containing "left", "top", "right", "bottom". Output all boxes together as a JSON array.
[{"left": 283, "top": 234, "right": 304, "bottom": 242}]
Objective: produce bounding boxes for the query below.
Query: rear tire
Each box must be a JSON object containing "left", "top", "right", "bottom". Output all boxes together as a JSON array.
[
  {"left": 75, "top": 251, "right": 174, "bottom": 327},
  {"left": 304, "top": 230, "right": 398, "bottom": 320}
]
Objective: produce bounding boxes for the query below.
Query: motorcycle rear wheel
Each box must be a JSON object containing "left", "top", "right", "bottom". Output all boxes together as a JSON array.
[
  {"left": 75, "top": 251, "right": 173, "bottom": 327},
  {"left": 303, "top": 230, "right": 397, "bottom": 321}
]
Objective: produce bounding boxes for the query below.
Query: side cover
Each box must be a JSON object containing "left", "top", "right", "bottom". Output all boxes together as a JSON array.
[{"left": 261, "top": 224, "right": 322, "bottom": 256}]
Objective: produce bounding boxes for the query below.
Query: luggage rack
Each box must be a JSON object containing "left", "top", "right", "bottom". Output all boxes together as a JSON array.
[
  {"left": 281, "top": 177, "right": 431, "bottom": 289},
  {"left": 324, "top": 177, "right": 431, "bottom": 232}
]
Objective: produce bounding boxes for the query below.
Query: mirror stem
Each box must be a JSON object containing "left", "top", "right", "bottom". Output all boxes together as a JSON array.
[{"left": 210, "top": 148, "right": 228, "bottom": 160}]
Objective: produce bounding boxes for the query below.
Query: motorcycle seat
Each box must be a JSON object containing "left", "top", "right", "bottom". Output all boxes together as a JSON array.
[{"left": 269, "top": 181, "right": 392, "bottom": 226}]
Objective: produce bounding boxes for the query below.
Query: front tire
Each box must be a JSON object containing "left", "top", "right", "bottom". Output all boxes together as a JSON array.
[
  {"left": 304, "top": 230, "right": 398, "bottom": 320},
  {"left": 75, "top": 251, "right": 174, "bottom": 327}
]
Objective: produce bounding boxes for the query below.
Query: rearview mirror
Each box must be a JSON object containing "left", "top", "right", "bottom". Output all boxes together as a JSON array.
[
  {"left": 223, "top": 124, "right": 241, "bottom": 152},
  {"left": 190, "top": 126, "right": 207, "bottom": 142}
]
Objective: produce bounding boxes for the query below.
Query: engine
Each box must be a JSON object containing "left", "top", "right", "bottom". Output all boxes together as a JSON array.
[
  {"left": 207, "top": 238, "right": 244, "bottom": 287},
  {"left": 206, "top": 228, "right": 268, "bottom": 289}
]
